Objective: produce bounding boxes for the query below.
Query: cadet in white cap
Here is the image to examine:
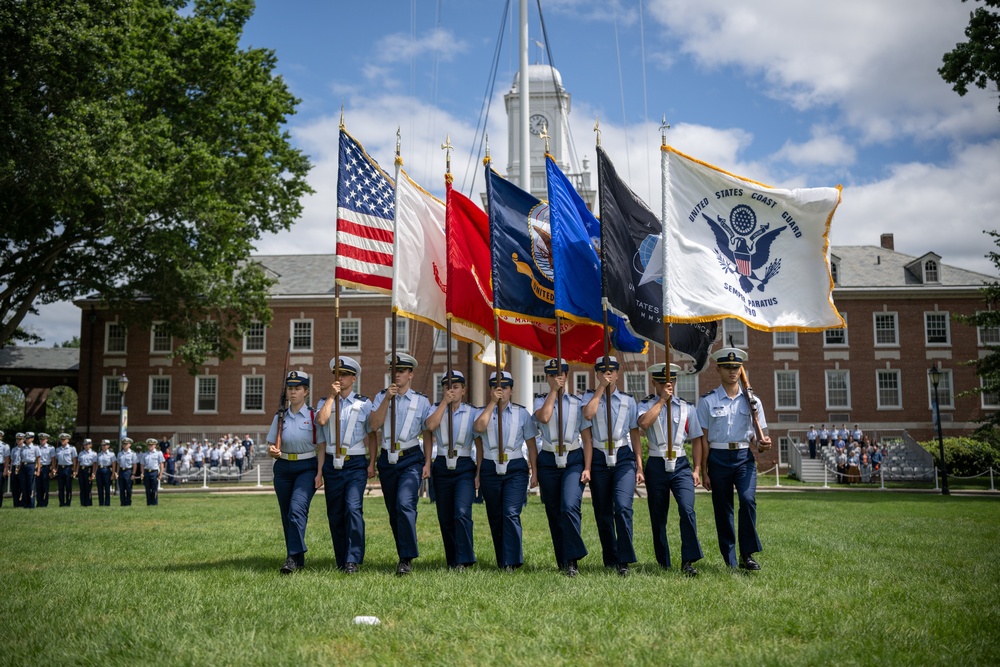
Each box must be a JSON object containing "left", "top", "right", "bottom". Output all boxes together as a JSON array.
[
  {"left": 95, "top": 440, "right": 116, "bottom": 506},
  {"left": 424, "top": 370, "right": 479, "bottom": 570},
  {"left": 533, "top": 358, "right": 591, "bottom": 577},
  {"left": 77, "top": 439, "right": 98, "bottom": 506},
  {"left": 0, "top": 431, "right": 8, "bottom": 509},
  {"left": 35, "top": 433, "right": 55, "bottom": 507},
  {"left": 697, "top": 347, "right": 771, "bottom": 571},
  {"left": 315, "top": 356, "right": 375, "bottom": 574},
  {"left": 267, "top": 371, "right": 327, "bottom": 574},
  {"left": 140, "top": 438, "right": 165, "bottom": 505},
  {"left": 6, "top": 434, "right": 25, "bottom": 508},
  {"left": 369, "top": 353, "right": 432, "bottom": 575},
  {"left": 18, "top": 432, "right": 40, "bottom": 508},
  {"left": 637, "top": 363, "right": 705, "bottom": 576},
  {"left": 54, "top": 433, "right": 77, "bottom": 506},
  {"left": 581, "top": 355, "right": 642, "bottom": 576},
  {"left": 473, "top": 370, "right": 538, "bottom": 572},
  {"left": 115, "top": 437, "right": 138, "bottom": 506}
]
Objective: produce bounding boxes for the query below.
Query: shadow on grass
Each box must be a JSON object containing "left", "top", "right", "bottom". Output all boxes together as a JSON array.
[{"left": 153, "top": 553, "right": 462, "bottom": 575}]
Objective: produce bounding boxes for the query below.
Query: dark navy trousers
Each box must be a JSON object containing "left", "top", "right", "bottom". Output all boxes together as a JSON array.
[
  {"left": 589, "top": 447, "right": 637, "bottom": 567},
  {"left": 707, "top": 448, "right": 761, "bottom": 567},
  {"left": 36, "top": 465, "right": 51, "bottom": 506},
  {"left": 322, "top": 455, "right": 369, "bottom": 568},
  {"left": 479, "top": 458, "right": 528, "bottom": 568},
  {"left": 536, "top": 448, "right": 587, "bottom": 568},
  {"left": 143, "top": 470, "right": 159, "bottom": 505},
  {"left": 273, "top": 457, "right": 319, "bottom": 558},
  {"left": 430, "top": 455, "right": 477, "bottom": 567},
  {"left": 57, "top": 466, "right": 74, "bottom": 506},
  {"left": 645, "top": 456, "right": 703, "bottom": 568},
  {"left": 17, "top": 464, "right": 35, "bottom": 508},
  {"left": 118, "top": 470, "right": 133, "bottom": 506},
  {"left": 96, "top": 468, "right": 112, "bottom": 506},
  {"left": 376, "top": 448, "right": 423, "bottom": 560},
  {"left": 78, "top": 470, "right": 94, "bottom": 506}
]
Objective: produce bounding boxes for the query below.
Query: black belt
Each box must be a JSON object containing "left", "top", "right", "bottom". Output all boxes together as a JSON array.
[
  {"left": 99, "top": 466, "right": 111, "bottom": 469},
  {"left": 59, "top": 465, "right": 73, "bottom": 469}
]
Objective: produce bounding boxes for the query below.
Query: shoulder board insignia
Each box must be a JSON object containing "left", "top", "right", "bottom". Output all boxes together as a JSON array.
[
  {"left": 700, "top": 390, "right": 713, "bottom": 398},
  {"left": 643, "top": 394, "right": 656, "bottom": 402},
  {"left": 356, "top": 395, "right": 369, "bottom": 402}
]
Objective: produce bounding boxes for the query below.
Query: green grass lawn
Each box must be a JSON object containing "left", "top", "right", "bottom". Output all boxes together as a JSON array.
[{"left": 1, "top": 491, "right": 998, "bottom": 666}]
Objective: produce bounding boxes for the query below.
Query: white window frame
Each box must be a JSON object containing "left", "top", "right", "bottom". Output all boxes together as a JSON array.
[
  {"left": 923, "top": 259, "right": 939, "bottom": 283},
  {"left": 873, "top": 312, "right": 899, "bottom": 347},
  {"left": 102, "top": 376, "right": 123, "bottom": 413},
  {"left": 195, "top": 375, "right": 219, "bottom": 414},
  {"left": 676, "top": 373, "right": 698, "bottom": 404},
  {"left": 924, "top": 311, "right": 951, "bottom": 346},
  {"left": 148, "top": 376, "right": 172, "bottom": 414},
  {"left": 105, "top": 322, "right": 127, "bottom": 355},
  {"left": 573, "top": 372, "right": 589, "bottom": 395},
  {"left": 830, "top": 262, "right": 839, "bottom": 285},
  {"left": 624, "top": 371, "right": 647, "bottom": 398},
  {"left": 824, "top": 370, "right": 851, "bottom": 411},
  {"left": 980, "top": 378, "right": 1000, "bottom": 409},
  {"left": 432, "top": 372, "right": 444, "bottom": 403},
  {"left": 773, "top": 331, "right": 798, "bottom": 348},
  {"left": 243, "top": 322, "right": 266, "bottom": 353},
  {"left": 722, "top": 318, "right": 747, "bottom": 348},
  {"left": 339, "top": 318, "right": 361, "bottom": 352},
  {"left": 385, "top": 318, "right": 410, "bottom": 353},
  {"left": 150, "top": 322, "right": 172, "bottom": 355},
  {"left": 290, "top": 319, "right": 314, "bottom": 353},
  {"left": 433, "top": 329, "right": 458, "bottom": 352},
  {"left": 976, "top": 313, "right": 1000, "bottom": 347},
  {"left": 241, "top": 375, "right": 265, "bottom": 414},
  {"left": 876, "top": 369, "right": 902, "bottom": 410},
  {"left": 824, "top": 313, "right": 848, "bottom": 347},
  {"left": 774, "top": 370, "right": 800, "bottom": 410},
  {"left": 927, "top": 369, "right": 954, "bottom": 410},
  {"left": 532, "top": 373, "right": 546, "bottom": 396}
]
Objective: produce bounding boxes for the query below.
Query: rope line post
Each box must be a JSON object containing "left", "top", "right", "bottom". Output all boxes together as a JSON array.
[
  {"left": 880, "top": 466, "right": 886, "bottom": 490},
  {"left": 823, "top": 463, "right": 829, "bottom": 489},
  {"left": 775, "top": 463, "right": 781, "bottom": 488},
  {"left": 257, "top": 465, "right": 262, "bottom": 488},
  {"left": 202, "top": 465, "right": 209, "bottom": 490}
]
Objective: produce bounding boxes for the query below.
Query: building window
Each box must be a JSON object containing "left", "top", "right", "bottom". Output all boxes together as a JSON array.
[
  {"left": 433, "top": 329, "right": 458, "bottom": 352},
  {"left": 291, "top": 320, "right": 314, "bottom": 352},
  {"left": 722, "top": 319, "right": 747, "bottom": 347},
  {"left": 150, "top": 323, "right": 172, "bottom": 354},
  {"left": 980, "top": 379, "right": 1000, "bottom": 409},
  {"left": 977, "top": 315, "right": 1000, "bottom": 346},
  {"left": 432, "top": 372, "right": 444, "bottom": 403},
  {"left": 924, "top": 312, "right": 950, "bottom": 345},
  {"left": 102, "top": 377, "right": 123, "bottom": 412},
  {"left": 873, "top": 312, "right": 898, "bottom": 346},
  {"left": 242, "top": 376, "right": 265, "bottom": 413},
  {"left": 774, "top": 370, "right": 800, "bottom": 410},
  {"left": 825, "top": 370, "right": 850, "bottom": 410},
  {"left": 876, "top": 370, "right": 902, "bottom": 409},
  {"left": 243, "top": 322, "right": 266, "bottom": 352},
  {"left": 928, "top": 369, "right": 954, "bottom": 410},
  {"left": 676, "top": 373, "right": 698, "bottom": 404},
  {"left": 624, "top": 371, "right": 647, "bottom": 398},
  {"left": 195, "top": 376, "right": 218, "bottom": 413},
  {"left": 924, "top": 259, "right": 939, "bottom": 283},
  {"left": 339, "top": 319, "right": 361, "bottom": 352},
  {"left": 830, "top": 262, "right": 839, "bottom": 284},
  {"left": 105, "top": 323, "right": 127, "bottom": 354},
  {"left": 385, "top": 318, "right": 410, "bottom": 353},
  {"left": 824, "top": 313, "right": 848, "bottom": 346},
  {"left": 773, "top": 331, "right": 798, "bottom": 348},
  {"left": 574, "top": 372, "right": 589, "bottom": 395},
  {"left": 149, "top": 376, "right": 172, "bottom": 413}
]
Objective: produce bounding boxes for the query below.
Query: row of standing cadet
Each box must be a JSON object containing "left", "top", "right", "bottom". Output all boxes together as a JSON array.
[
  {"left": 265, "top": 345, "right": 770, "bottom": 576},
  {"left": 0, "top": 432, "right": 166, "bottom": 508}
]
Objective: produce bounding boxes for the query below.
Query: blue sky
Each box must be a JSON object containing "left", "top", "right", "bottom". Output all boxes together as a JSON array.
[{"left": 25, "top": 0, "right": 1000, "bottom": 344}]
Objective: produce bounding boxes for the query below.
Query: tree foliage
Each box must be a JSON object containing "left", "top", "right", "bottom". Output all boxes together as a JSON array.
[
  {"left": 0, "top": 0, "right": 312, "bottom": 369},
  {"left": 939, "top": 0, "right": 1000, "bottom": 112},
  {"left": 955, "top": 235, "right": 1000, "bottom": 436},
  {"left": 918, "top": 436, "right": 1000, "bottom": 476}
]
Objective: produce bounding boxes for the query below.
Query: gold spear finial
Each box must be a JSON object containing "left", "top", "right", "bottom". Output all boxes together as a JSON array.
[
  {"left": 441, "top": 134, "right": 453, "bottom": 174},
  {"left": 594, "top": 116, "right": 601, "bottom": 146},
  {"left": 539, "top": 121, "right": 551, "bottom": 155},
  {"left": 660, "top": 115, "right": 670, "bottom": 147},
  {"left": 395, "top": 126, "right": 403, "bottom": 166},
  {"left": 339, "top": 104, "right": 345, "bottom": 130}
]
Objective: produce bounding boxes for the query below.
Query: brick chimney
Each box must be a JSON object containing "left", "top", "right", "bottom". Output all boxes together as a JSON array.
[{"left": 880, "top": 233, "right": 894, "bottom": 251}]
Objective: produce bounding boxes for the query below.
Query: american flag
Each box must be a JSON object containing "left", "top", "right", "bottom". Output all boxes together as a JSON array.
[{"left": 335, "top": 130, "right": 395, "bottom": 293}]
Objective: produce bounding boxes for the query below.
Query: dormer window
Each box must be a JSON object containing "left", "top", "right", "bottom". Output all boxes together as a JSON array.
[
  {"left": 924, "top": 259, "right": 939, "bottom": 283},
  {"left": 830, "top": 262, "right": 839, "bottom": 284}
]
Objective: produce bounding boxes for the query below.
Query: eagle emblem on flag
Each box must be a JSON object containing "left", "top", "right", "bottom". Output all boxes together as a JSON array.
[{"left": 705, "top": 204, "right": 786, "bottom": 293}]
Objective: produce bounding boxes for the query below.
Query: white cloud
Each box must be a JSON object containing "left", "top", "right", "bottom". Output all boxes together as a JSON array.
[
  {"left": 374, "top": 28, "right": 468, "bottom": 64},
  {"left": 774, "top": 128, "right": 856, "bottom": 167}
]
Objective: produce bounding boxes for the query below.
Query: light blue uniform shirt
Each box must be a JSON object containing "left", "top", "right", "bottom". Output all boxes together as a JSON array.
[
  {"left": 807, "top": 429, "right": 819, "bottom": 442},
  {"left": 532, "top": 392, "right": 589, "bottom": 446},
  {"left": 38, "top": 443, "right": 55, "bottom": 465},
  {"left": 141, "top": 450, "right": 165, "bottom": 471},
  {"left": 117, "top": 449, "right": 138, "bottom": 470},
  {"left": 581, "top": 389, "right": 638, "bottom": 444},
  {"left": 695, "top": 385, "right": 768, "bottom": 444},
  {"left": 0, "top": 442, "right": 8, "bottom": 467},
  {"left": 78, "top": 449, "right": 98, "bottom": 468},
  {"left": 474, "top": 402, "right": 537, "bottom": 457},
  {"left": 638, "top": 395, "right": 704, "bottom": 453},
  {"left": 97, "top": 450, "right": 116, "bottom": 467},
  {"left": 55, "top": 444, "right": 77, "bottom": 466},
  {"left": 11, "top": 445, "right": 23, "bottom": 467},
  {"left": 427, "top": 402, "right": 479, "bottom": 452},
  {"left": 372, "top": 389, "right": 432, "bottom": 447},
  {"left": 266, "top": 404, "right": 326, "bottom": 455},
  {"left": 317, "top": 392, "right": 372, "bottom": 451},
  {"left": 21, "top": 444, "right": 41, "bottom": 465}
]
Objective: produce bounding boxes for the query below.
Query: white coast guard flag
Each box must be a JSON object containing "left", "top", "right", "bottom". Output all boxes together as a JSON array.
[
  {"left": 391, "top": 166, "right": 491, "bottom": 359},
  {"left": 653, "top": 146, "right": 844, "bottom": 332}
]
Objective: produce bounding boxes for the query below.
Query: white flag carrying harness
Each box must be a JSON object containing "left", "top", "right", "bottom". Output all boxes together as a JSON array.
[
  {"left": 438, "top": 408, "right": 471, "bottom": 470},
  {"left": 486, "top": 409, "right": 519, "bottom": 475},
  {"left": 329, "top": 398, "right": 364, "bottom": 470},
  {"left": 546, "top": 397, "right": 579, "bottom": 469},
  {"left": 385, "top": 396, "right": 420, "bottom": 465},
  {"left": 594, "top": 393, "right": 629, "bottom": 468},
  {"left": 651, "top": 401, "right": 688, "bottom": 472}
]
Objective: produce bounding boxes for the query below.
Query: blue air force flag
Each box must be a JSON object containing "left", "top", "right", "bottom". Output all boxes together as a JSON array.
[{"left": 657, "top": 146, "right": 844, "bottom": 332}]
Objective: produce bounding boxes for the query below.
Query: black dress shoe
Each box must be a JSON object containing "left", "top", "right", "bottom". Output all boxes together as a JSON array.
[
  {"left": 344, "top": 562, "right": 359, "bottom": 574},
  {"left": 564, "top": 560, "right": 579, "bottom": 577},
  {"left": 739, "top": 555, "right": 761, "bottom": 571},
  {"left": 450, "top": 564, "right": 466, "bottom": 572},
  {"left": 616, "top": 563, "right": 630, "bottom": 577},
  {"left": 396, "top": 558, "right": 412, "bottom": 576},
  {"left": 279, "top": 557, "right": 299, "bottom": 575},
  {"left": 681, "top": 561, "right": 699, "bottom": 577}
]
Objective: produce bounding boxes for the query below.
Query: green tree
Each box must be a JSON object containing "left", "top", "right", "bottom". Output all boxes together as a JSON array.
[
  {"left": 939, "top": 0, "right": 1000, "bottom": 112},
  {"left": 0, "top": 385, "right": 26, "bottom": 433},
  {"left": 0, "top": 0, "right": 312, "bottom": 369},
  {"left": 45, "top": 386, "right": 78, "bottom": 435}
]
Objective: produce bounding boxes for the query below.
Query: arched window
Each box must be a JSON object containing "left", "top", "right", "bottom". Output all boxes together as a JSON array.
[
  {"left": 830, "top": 262, "right": 839, "bottom": 284},
  {"left": 924, "top": 259, "right": 939, "bottom": 283}
]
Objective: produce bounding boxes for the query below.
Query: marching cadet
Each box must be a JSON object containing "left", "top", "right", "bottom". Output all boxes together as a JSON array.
[
  {"left": 76, "top": 439, "right": 98, "bottom": 506},
  {"left": 0, "top": 430, "right": 7, "bottom": 509},
  {"left": 315, "top": 356, "right": 375, "bottom": 574},
  {"left": 115, "top": 437, "right": 138, "bottom": 506},
  {"left": 473, "top": 371, "right": 538, "bottom": 572},
  {"left": 95, "top": 440, "right": 116, "bottom": 506},
  {"left": 8, "top": 433, "right": 25, "bottom": 507},
  {"left": 697, "top": 348, "right": 771, "bottom": 571},
  {"left": 532, "top": 358, "right": 591, "bottom": 577},
  {"left": 35, "top": 433, "right": 55, "bottom": 507},
  {"left": 266, "top": 371, "right": 326, "bottom": 574},
  {"left": 18, "top": 432, "right": 40, "bottom": 508},
  {"left": 637, "top": 363, "right": 705, "bottom": 576},
  {"left": 54, "top": 433, "right": 78, "bottom": 506},
  {"left": 141, "top": 438, "right": 166, "bottom": 505},
  {"left": 370, "top": 353, "right": 432, "bottom": 576},
  {"left": 424, "top": 370, "right": 479, "bottom": 571},
  {"left": 582, "top": 356, "right": 642, "bottom": 576}
]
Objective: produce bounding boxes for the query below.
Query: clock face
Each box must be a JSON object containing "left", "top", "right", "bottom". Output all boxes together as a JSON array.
[{"left": 529, "top": 114, "right": 548, "bottom": 136}]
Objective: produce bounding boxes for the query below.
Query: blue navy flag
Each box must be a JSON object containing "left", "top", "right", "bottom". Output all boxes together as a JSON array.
[
  {"left": 546, "top": 155, "right": 645, "bottom": 353},
  {"left": 596, "top": 146, "right": 718, "bottom": 372}
]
